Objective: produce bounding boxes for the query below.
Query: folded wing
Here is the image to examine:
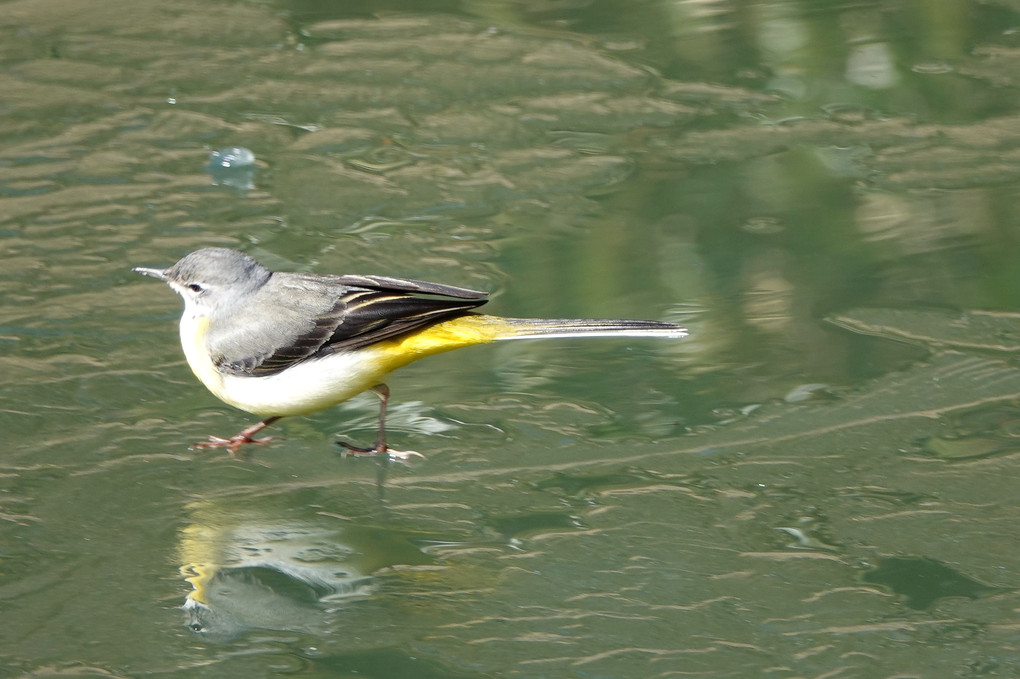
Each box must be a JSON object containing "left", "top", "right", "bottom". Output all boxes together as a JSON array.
[{"left": 210, "top": 273, "right": 489, "bottom": 377}]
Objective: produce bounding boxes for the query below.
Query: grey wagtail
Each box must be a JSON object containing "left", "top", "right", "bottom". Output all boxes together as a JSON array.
[{"left": 134, "top": 247, "right": 687, "bottom": 458}]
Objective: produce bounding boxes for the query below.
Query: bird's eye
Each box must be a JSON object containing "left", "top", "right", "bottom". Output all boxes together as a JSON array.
[{"left": 187, "top": 283, "right": 204, "bottom": 293}]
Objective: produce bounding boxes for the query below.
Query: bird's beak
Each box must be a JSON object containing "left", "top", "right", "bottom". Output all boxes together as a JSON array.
[{"left": 132, "top": 266, "right": 170, "bottom": 281}]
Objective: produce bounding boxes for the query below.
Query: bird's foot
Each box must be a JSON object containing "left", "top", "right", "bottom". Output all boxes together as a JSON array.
[
  {"left": 194, "top": 434, "right": 276, "bottom": 459},
  {"left": 336, "top": 440, "right": 424, "bottom": 461},
  {"left": 192, "top": 418, "right": 281, "bottom": 459}
]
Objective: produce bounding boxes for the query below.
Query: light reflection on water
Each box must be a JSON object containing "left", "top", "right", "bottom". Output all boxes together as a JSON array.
[{"left": 2, "top": 0, "right": 1020, "bottom": 676}]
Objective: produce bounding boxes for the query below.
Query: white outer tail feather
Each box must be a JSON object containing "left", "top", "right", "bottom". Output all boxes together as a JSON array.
[{"left": 493, "top": 317, "right": 688, "bottom": 341}]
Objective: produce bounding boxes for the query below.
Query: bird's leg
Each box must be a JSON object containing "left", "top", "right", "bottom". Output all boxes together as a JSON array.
[
  {"left": 195, "top": 416, "right": 282, "bottom": 459},
  {"left": 337, "top": 384, "right": 423, "bottom": 461}
]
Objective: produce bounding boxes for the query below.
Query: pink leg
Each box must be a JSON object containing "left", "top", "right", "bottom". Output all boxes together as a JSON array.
[
  {"left": 337, "top": 385, "right": 422, "bottom": 460},
  {"left": 194, "top": 416, "right": 282, "bottom": 459}
]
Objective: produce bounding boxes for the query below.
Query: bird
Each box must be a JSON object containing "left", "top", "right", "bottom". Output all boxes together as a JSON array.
[{"left": 133, "top": 247, "right": 687, "bottom": 459}]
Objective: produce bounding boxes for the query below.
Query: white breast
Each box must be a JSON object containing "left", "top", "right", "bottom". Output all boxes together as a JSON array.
[
  {"left": 179, "top": 309, "right": 392, "bottom": 417},
  {"left": 217, "top": 350, "right": 391, "bottom": 417}
]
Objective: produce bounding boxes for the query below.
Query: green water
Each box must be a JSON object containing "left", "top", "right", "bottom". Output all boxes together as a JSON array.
[{"left": 3, "top": 1, "right": 1020, "bottom": 676}]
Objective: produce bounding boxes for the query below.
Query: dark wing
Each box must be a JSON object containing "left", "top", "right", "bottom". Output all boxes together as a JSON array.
[
  {"left": 333, "top": 274, "right": 489, "bottom": 300},
  {"left": 214, "top": 274, "right": 489, "bottom": 378}
]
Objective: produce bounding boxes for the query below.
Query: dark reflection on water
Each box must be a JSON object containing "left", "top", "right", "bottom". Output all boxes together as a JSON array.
[
  {"left": 2, "top": 0, "right": 1020, "bottom": 676},
  {"left": 861, "top": 557, "right": 1006, "bottom": 611}
]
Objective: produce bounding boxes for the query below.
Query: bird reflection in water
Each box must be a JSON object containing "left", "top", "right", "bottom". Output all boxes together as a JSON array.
[{"left": 177, "top": 500, "right": 433, "bottom": 641}]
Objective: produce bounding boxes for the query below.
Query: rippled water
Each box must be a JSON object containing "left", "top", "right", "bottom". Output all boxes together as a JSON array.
[{"left": 3, "top": 1, "right": 1020, "bottom": 677}]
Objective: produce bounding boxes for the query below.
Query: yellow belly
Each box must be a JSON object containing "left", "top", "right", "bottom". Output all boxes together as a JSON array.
[{"left": 370, "top": 314, "right": 512, "bottom": 368}]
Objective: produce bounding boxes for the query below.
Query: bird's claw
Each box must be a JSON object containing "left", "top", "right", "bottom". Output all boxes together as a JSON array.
[
  {"left": 386, "top": 448, "right": 425, "bottom": 461},
  {"left": 193, "top": 434, "right": 276, "bottom": 459},
  {"left": 336, "top": 440, "right": 424, "bottom": 461}
]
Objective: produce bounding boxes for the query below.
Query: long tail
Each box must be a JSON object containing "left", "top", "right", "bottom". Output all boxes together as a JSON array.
[
  {"left": 374, "top": 314, "right": 686, "bottom": 367},
  {"left": 491, "top": 316, "right": 687, "bottom": 340}
]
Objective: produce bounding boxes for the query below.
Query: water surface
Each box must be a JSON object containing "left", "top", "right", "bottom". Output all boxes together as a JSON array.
[{"left": 2, "top": 1, "right": 1020, "bottom": 676}]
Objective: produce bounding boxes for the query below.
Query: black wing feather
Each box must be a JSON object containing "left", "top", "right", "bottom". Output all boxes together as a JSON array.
[
  {"left": 235, "top": 280, "right": 488, "bottom": 378},
  {"left": 334, "top": 274, "right": 488, "bottom": 300}
]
